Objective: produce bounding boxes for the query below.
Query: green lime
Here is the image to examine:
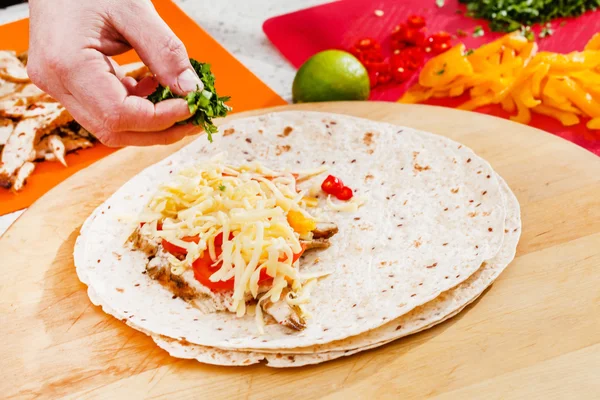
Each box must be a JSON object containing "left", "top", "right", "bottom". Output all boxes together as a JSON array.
[{"left": 292, "top": 50, "right": 370, "bottom": 103}]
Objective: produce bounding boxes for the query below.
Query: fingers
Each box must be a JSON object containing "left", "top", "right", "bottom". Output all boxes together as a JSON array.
[
  {"left": 100, "top": 123, "right": 200, "bottom": 147},
  {"left": 111, "top": 1, "right": 203, "bottom": 95},
  {"left": 121, "top": 75, "right": 159, "bottom": 97},
  {"left": 64, "top": 53, "right": 192, "bottom": 133}
]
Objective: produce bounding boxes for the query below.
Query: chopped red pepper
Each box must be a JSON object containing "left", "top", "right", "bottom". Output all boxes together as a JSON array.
[
  {"left": 429, "top": 31, "right": 452, "bottom": 44},
  {"left": 337, "top": 186, "right": 354, "bottom": 201},
  {"left": 348, "top": 15, "right": 450, "bottom": 89},
  {"left": 406, "top": 15, "right": 426, "bottom": 29},
  {"left": 321, "top": 175, "right": 354, "bottom": 201},
  {"left": 321, "top": 175, "right": 344, "bottom": 195}
]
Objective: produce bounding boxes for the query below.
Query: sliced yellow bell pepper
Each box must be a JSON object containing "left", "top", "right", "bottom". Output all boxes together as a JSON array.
[
  {"left": 584, "top": 33, "right": 600, "bottom": 51},
  {"left": 287, "top": 210, "right": 316, "bottom": 236},
  {"left": 532, "top": 105, "right": 580, "bottom": 126},
  {"left": 516, "top": 85, "right": 541, "bottom": 108},
  {"left": 540, "top": 95, "right": 581, "bottom": 114},
  {"left": 458, "top": 92, "right": 495, "bottom": 111},
  {"left": 399, "top": 84, "right": 434, "bottom": 104},
  {"left": 419, "top": 44, "right": 473, "bottom": 88},
  {"left": 501, "top": 95, "right": 516, "bottom": 113},
  {"left": 449, "top": 84, "right": 466, "bottom": 97},
  {"left": 539, "top": 51, "right": 600, "bottom": 72},
  {"left": 554, "top": 76, "right": 600, "bottom": 118},
  {"left": 501, "top": 47, "right": 515, "bottom": 65},
  {"left": 587, "top": 117, "right": 600, "bottom": 130},
  {"left": 510, "top": 94, "right": 531, "bottom": 124},
  {"left": 531, "top": 63, "right": 550, "bottom": 98},
  {"left": 400, "top": 31, "right": 600, "bottom": 130},
  {"left": 504, "top": 31, "right": 530, "bottom": 51}
]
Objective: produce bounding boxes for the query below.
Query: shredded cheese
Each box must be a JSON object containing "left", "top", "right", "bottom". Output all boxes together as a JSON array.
[{"left": 136, "top": 154, "right": 328, "bottom": 321}]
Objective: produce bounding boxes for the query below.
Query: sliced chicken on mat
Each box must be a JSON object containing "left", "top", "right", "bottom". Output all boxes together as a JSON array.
[
  {"left": 35, "top": 134, "right": 67, "bottom": 166},
  {"left": 0, "top": 107, "right": 72, "bottom": 187},
  {"left": 12, "top": 161, "right": 35, "bottom": 191},
  {"left": 0, "top": 78, "right": 20, "bottom": 98},
  {"left": 0, "top": 118, "right": 13, "bottom": 147},
  {"left": 1, "top": 100, "right": 65, "bottom": 119},
  {"left": 0, "top": 51, "right": 29, "bottom": 83},
  {"left": 0, "top": 118, "right": 39, "bottom": 187}
]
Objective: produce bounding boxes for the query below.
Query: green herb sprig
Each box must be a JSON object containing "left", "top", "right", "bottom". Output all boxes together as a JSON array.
[
  {"left": 458, "top": 0, "right": 600, "bottom": 33},
  {"left": 148, "top": 59, "right": 231, "bottom": 142}
]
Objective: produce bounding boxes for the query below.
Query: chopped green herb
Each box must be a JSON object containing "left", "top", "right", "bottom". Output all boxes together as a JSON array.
[
  {"left": 218, "top": 184, "right": 226, "bottom": 191},
  {"left": 436, "top": 63, "right": 447, "bottom": 75},
  {"left": 458, "top": 0, "right": 600, "bottom": 33},
  {"left": 457, "top": 28, "right": 468, "bottom": 37},
  {"left": 465, "top": 49, "right": 475, "bottom": 56},
  {"left": 455, "top": 9, "right": 463, "bottom": 14},
  {"left": 520, "top": 25, "right": 536, "bottom": 42},
  {"left": 148, "top": 59, "right": 231, "bottom": 143},
  {"left": 560, "top": 21, "right": 567, "bottom": 27},
  {"left": 540, "top": 25, "right": 554, "bottom": 38},
  {"left": 436, "top": 0, "right": 445, "bottom": 8},
  {"left": 472, "top": 26, "right": 485, "bottom": 37}
]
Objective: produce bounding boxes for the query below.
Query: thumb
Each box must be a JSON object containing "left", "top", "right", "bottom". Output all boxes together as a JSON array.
[{"left": 112, "top": 1, "right": 203, "bottom": 95}]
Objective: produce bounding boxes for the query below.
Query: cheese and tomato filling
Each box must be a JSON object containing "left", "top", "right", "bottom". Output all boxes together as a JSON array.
[{"left": 136, "top": 154, "right": 327, "bottom": 318}]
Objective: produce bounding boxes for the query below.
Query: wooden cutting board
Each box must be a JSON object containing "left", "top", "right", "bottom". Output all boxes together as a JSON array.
[{"left": 1, "top": 102, "right": 599, "bottom": 399}]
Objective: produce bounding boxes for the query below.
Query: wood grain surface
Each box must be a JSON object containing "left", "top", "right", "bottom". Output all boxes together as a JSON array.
[{"left": 1, "top": 102, "right": 599, "bottom": 399}]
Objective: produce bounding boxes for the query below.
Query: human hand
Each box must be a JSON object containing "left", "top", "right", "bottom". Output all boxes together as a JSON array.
[{"left": 27, "top": 0, "right": 203, "bottom": 147}]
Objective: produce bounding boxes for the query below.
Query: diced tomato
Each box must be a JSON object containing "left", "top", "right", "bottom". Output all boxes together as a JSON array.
[
  {"left": 162, "top": 235, "right": 199, "bottom": 257},
  {"left": 192, "top": 237, "right": 305, "bottom": 292},
  {"left": 406, "top": 15, "right": 426, "bottom": 29},
  {"left": 192, "top": 256, "right": 235, "bottom": 291},
  {"left": 139, "top": 221, "right": 163, "bottom": 230},
  {"left": 337, "top": 186, "right": 354, "bottom": 201},
  {"left": 321, "top": 175, "right": 344, "bottom": 195}
]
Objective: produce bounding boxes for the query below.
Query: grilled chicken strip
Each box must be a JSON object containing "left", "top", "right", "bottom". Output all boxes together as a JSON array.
[
  {"left": 0, "top": 51, "right": 29, "bottom": 83},
  {"left": 12, "top": 162, "right": 34, "bottom": 191},
  {"left": 0, "top": 118, "right": 13, "bottom": 147},
  {"left": 262, "top": 296, "right": 306, "bottom": 330},
  {"left": 129, "top": 220, "right": 338, "bottom": 331},
  {"left": 312, "top": 221, "right": 339, "bottom": 239}
]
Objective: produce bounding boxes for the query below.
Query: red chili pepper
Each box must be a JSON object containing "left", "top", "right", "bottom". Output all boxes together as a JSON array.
[
  {"left": 321, "top": 175, "right": 344, "bottom": 195},
  {"left": 392, "top": 65, "right": 413, "bottom": 83},
  {"left": 389, "top": 38, "right": 408, "bottom": 52},
  {"left": 431, "top": 41, "right": 451, "bottom": 54},
  {"left": 407, "top": 15, "right": 426, "bottom": 29},
  {"left": 337, "top": 186, "right": 354, "bottom": 201},
  {"left": 429, "top": 31, "right": 452, "bottom": 44},
  {"left": 354, "top": 37, "right": 382, "bottom": 52},
  {"left": 321, "top": 175, "right": 354, "bottom": 201},
  {"left": 401, "top": 47, "right": 425, "bottom": 70},
  {"left": 368, "top": 69, "right": 380, "bottom": 88}
]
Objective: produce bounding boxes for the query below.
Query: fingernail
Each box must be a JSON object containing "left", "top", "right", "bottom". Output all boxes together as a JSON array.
[{"left": 177, "top": 68, "right": 203, "bottom": 93}]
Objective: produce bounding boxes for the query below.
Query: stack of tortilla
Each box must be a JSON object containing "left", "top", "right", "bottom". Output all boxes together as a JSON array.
[
  {"left": 75, "top": 111, "right": 521, "bottom": 367},
  {"left": 0, "top": 50, "right": 95, "bottom": 191}
]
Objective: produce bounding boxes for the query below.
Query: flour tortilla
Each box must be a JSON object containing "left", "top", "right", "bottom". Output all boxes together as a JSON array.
[
  {"left": 150, "top": 175, "right": 520, "bottom": 366},
  {"left": 75, "top": 111, "right": 506, "bottom": 350}
]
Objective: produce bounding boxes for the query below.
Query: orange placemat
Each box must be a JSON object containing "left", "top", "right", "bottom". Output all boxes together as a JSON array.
[{"left": 0, "top": 0, "right": 285, "bottom": 215}]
